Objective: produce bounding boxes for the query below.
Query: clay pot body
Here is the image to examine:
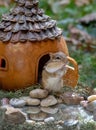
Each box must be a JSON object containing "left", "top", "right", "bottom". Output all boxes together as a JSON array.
[{"left": 0, "top": 36, "right": 69, "bottom": 90}]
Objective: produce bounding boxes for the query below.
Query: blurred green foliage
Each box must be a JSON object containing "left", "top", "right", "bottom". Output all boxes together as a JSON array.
[{"left": 39, "top": 0, "right": 96, "bottom": 88}]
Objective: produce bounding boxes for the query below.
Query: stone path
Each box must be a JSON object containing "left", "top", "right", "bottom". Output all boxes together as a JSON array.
[{"left": 0, "top": 89, "right": 96, "bottom": 130}]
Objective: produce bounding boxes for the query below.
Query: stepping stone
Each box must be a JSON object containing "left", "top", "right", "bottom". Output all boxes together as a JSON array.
[
  {"left": 41, "top": 107, "right": 58, "bottom": 114},
  {"left": 26, "top": 98, "right": 40, "bottom": 106},
  {"left": 23, "top": 107, "right": 41, "bottom": 114},
  {"left": 29, "top": 89, "right": 48, "bottom": 99},
  {"left": 28, "top": 112, "right": 47, "bottom": 121},
  {"left": 41, "top": 95, "right": 57, "bottom": 107},
  {"left": 10, "top": 98, "right": 26, "bottom": 108}
]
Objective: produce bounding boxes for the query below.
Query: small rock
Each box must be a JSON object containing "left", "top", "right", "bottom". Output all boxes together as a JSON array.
[
  {"left": 41, "top": 107, "right": 58, "bottom": 114},
  {"left": 80, "top": 100, "right": 88, "bottom": 108},
  {"left": 41, "top": 95, "right": 57, "bottom": 107},
  {"left": 61, "top": 92, "right": 84, "bottom": 105},
  {"left": 57, "top": 98, "right": 63, "bottom": 104},
  {"left": 93, "top": 88, "right": 96, "bottom": 95},
  {"left": 63, "top": 119, "right": 79, "bottom": 129},
  {"left": 19, "top": 96, "right": 30, "bottom": 101},
  {"left": 23, "top": 107, "right": 40, "bottom": 114},
  {"left": 57, "top": 104, "right": 67, "bottom": 109},
  {"left": 56, "top": 125, "right": 63, "bottom": 130},
  {"left": 26, "top": 120, "right": 36, "bottom": 124},
  {"left": 86, "top": 100, "right": 96, "bottom": 112},
  {"left": 93, "top": 109, "right": 96, "bottom": 121},
  {"left": 44, "top": 117, "right": 55, "bottom": 123},
  {"left": 10, "top": 98, "right": 26, "bottom": 108},
  {"left": 28, "top": 112, "right": 47, "bottom": 121},
  {"left": 88, "top": 95, "right": 96, "bottom": 102},
  {"left": 29, "top": 89, "right": 48, "bottom": 99},
  {"left": 26, "top": 98, "right": 40, "bottom": 106},
  {"left": 5, "top": 107, "right": 26, "bottom": 124},
  {"left": 1, "top": 98, "right": 9, "bottom": 106}
]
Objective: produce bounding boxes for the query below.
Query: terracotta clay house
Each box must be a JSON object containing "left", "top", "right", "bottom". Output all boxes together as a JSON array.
[{"left": 0, "top": 0, "right": 78, "bottom": 90}]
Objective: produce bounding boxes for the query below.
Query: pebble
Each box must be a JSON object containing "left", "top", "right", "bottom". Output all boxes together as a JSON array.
[
  {"left": 9, "top": 98, "right": 26, "bottom": 108},
  {"left": 19, "top": 96, "right": 30, "bottom": 101},
  {"left": 80, "top": 100, "right": 88, "bottom": 108},
  {"left": 57, "top": 98, "right": 63, "bottom": 104},
  {"left": 23, "top": 107, "right": 41, "bottom": 114},
  {"left": 29, "top": 89, "right": 48, "bottom": 99},
  {"left": 1, "top": 98, "right": 9, "bottom": 106},
  {"left": 41, "top": 107, "right": 58, "bottom": 114},
  {"left": 28, "top": 112, "right": 47, "bottom": 121},
  {"left": 41, "top": 95, "right": 57, "bottom": 107},
  {"left": 92, "top": 88, "right": 96, "bottom": 95},
  {"left": 86, "top": 100, "right": 96, "bottom": 112},
  {"left": 88, "top": 95, "right": 96, "bottom": 102},
  {"left": 26, "top": 98, "right": 40, "bottom": 106},
  {"left": 26, "top": 120, "right": 36, "bottom": 124},
  {"left": 44, "top": 117, "right": 55, "bottom": 123},
  {"left": 63, "top": 119, "right": 79, "bottom": 129},
  {"left": 56, "top": 125, "right": 63, "bottom": 130},
  {"left": 57, "top": 104, "right": 67, "bottom": 109},
  {"left": 93, "top": 109, "right": 96, "bottom": 121}
]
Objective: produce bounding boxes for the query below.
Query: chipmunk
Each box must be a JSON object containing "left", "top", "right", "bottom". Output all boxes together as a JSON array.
[
  {"left": 0, "top": 0, "right": 13, "bottom": 7},
  {"left": 42, "top": 52, "right": 69, "bottom": 93}
]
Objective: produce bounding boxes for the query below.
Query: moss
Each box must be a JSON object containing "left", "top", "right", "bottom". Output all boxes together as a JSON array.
[
  {"left": 80, "top": 122, "right": 96, "bottom": 130},
  {"left": 0, "top": 84, "right": 41, "bottom": 100}
]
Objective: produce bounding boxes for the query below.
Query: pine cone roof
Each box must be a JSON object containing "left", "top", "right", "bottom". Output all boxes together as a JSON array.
[{"left": 0, "top": 0, "right": 62, "bottom": 43}]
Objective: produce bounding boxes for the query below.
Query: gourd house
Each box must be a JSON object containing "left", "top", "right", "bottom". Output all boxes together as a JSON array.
[{"left": 0, "top": 0, "right": 78, "bottom": 90}]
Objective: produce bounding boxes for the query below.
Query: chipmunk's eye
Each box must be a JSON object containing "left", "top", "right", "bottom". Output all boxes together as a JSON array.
[{"left": 56, "top": 57, "right": 60, "bottom": 59}]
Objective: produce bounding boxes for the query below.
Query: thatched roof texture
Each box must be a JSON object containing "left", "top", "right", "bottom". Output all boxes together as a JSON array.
[{"left": 0, "top": 0, "right": 62, "bottom": 43}]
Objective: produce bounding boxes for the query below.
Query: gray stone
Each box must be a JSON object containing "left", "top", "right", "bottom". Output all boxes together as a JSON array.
[
  {"left": 26, "top": 98, "right": 40, "bottom": 106},
  {"left": 63, "top": 119, "right": 79, "bottom": 130},
  {"left": 9, "top": 98, "right": 26, "bottom": 108},
  {"left": 19, "top": 96, "right": 30, "bottom": 101},
  {"left": 86, "top": 100, "right": 96, "bottom": 112},
  {"left": 93, "top": 109, "right": 96, "bottom": 121},
  {"left": 23, "top": 107, "right": 41, "bottom": 114},
  {"left": 26, "top": 120, "right": 36, "bottom": 124},
  {"left": 41, "top": 95, "right": 57, "bottom": 107},
  {"left": 44, "top": 117, "right": 55, "bottom": 123},
  {"left": 56, "top": 125, "right": 63, "bottom": 130},
  {"left": 29, "top": 89, "right": 48, "bottom": 99},
  {"left": 52, "top": 105, "right": 93, "bottom": 122},
  {"left": 57, "top": 104, "right": 67, "bottom": 109},
  {"left": 28, "top": 112, "right": 47, "bottom": 121},
  {"left": 41, "top": 107, "right": 58, "bottom": 114}
]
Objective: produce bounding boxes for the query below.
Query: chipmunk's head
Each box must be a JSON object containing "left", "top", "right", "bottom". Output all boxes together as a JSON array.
[
  {"left": 43, "top": 52, "right": 69, "bottom": 78},
  {"left": 50, "top": 51, "right": 68, "bottom": 64}
]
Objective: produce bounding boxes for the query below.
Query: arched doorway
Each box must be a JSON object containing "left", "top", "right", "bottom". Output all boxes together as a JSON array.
[{"left": 38, "top": 54, "right": 50, "bottom": 83}]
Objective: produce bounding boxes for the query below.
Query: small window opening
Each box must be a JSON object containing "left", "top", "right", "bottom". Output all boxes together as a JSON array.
[{"left": 0, "top": 59, "right": 6, "bottom": 68}]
